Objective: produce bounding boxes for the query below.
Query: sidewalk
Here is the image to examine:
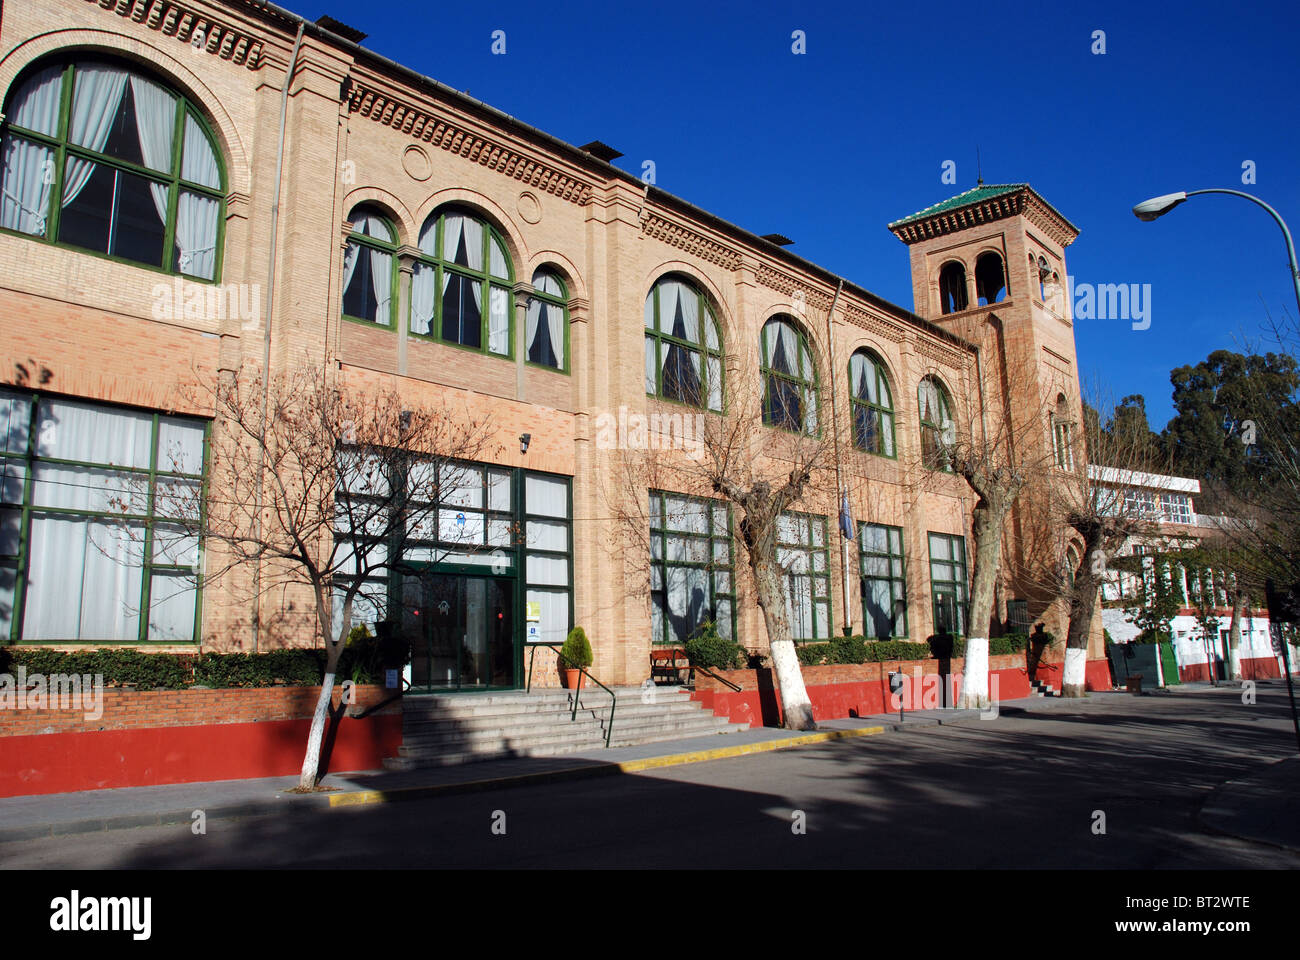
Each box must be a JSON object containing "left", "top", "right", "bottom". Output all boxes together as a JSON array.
[{"left": 0, "top": 690, "right": 1136, "bottom": 845}]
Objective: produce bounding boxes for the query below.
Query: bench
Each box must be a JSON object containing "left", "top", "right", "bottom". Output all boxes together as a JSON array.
[
  {"left": 650, "top": 646, "right": 691, "bottom": 685},
  {"left": 1126, "top": 673, "right": 1144, "bottom": 694}
]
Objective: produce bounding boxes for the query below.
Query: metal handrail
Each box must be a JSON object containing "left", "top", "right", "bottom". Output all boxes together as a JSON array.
[
  {"left": 650, "top": 643, "right": 745, "bottom": 693},
  {"left": 526, "top": 643, "right": 616, "bottom": 748}
]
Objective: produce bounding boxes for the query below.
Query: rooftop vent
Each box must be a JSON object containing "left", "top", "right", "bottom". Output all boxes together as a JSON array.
[
  {"left": 580, "top": 141, "right": 624, "bottom": 163},
  {"left": 316, "top": 15, "right": 368, "bottom": 45},
  {"left": 761, "top": 233, "right": 794, "bottom": 247}
]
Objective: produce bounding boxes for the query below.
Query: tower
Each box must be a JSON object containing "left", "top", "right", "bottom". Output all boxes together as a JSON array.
[{"left": 889, "top": 184, "right": 1099, "bottom": 654}]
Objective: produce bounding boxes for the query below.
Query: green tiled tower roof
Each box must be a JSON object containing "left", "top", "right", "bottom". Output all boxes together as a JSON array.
[{"left": 888, "top": 184, "right": 1029, "bottom": 229}]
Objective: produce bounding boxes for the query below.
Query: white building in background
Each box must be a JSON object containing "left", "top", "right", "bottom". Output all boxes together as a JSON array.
[{"left": 1093, "top": 467, "right": 1291, "bottom": 682}]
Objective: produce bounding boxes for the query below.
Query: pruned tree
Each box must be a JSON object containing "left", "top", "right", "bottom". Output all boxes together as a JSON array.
[
  {"left": 154, "top": 361, "right": 496, "bottom": 789},
  {"left": 605, "top": 316, "right": 835, "bottom": 730}
]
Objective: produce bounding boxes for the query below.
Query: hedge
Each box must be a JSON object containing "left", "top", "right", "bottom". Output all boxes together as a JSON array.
[
  {"left": 796, "top": 638, "right": 932, "bottom": 666},
  {"left": 0, "top": 646, "right": 380, "bottom": 691}
]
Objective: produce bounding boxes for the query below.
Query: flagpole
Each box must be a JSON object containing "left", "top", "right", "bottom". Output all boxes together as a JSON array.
[{"left": 820, "top": 280, "right": 852, "bottom": 636}]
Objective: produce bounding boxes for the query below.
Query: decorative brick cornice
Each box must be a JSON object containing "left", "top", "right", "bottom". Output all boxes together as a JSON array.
[
  {"left": 914, "top": 337, "right": 970, "bottom": 370},
  {"left": 843, "top": 304, "right": 906, "bottom": 343},
  {"left": 641, "top": 212, "right": 741, "bottom": 271},
  {"left": 83, "top": 0, "right": 265, "bottom": 69},
  {"left": 752, "top": 263, "right": 832, "bottom": 312},
  {"left": 343, "top": 81, "right": 593, "bottom": 206},
  {"left": 890, "top": 186, "right": 1078, "bottom": 249}
]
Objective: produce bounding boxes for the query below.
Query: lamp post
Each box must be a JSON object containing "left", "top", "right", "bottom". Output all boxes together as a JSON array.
[
  {"left": 1132, "top": 188, "right": 1300, "bottom": 322},
  {"left": 1134, "top": 188, "right": 1300, "bottom": 755}
]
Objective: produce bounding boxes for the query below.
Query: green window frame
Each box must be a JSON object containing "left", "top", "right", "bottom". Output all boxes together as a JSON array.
[
  {"left": 860, "top": 522, "right": 907, "bottom": 639},
  {"left": 761, "top": 317, "right": 819, "bottom": 435},
  {"left": 332, "top": 458, "right": 574, "bottom": 650},
  {"left": 928, "top": 531, "right": 968, "bottom": 638},
  {"left": 918, "top": 375, "right": 955, "bottom": 472},
  {"left": 778, "top": 511, "right": 831, "bottom": 641},
  {"left": 408, "top": 207, "right": 515, "bottom": 358},
  {"left": 849, "top": 348, "right": 896, "bottom": 457},
  {"left": 526, "top": 268, "right": 569, "bottom": 372},
  {"left": 0, "top": 57, "right": 226, "bottom": 280},
  {"left": 0, "top": 386, "right": 208, "bottom": 644},
  {"left": 341, "top": 205, "right": 399, "bottom": 328},
  {"left": 644, "top": 276, "right": 724, "bottom": 412},
  {"left": 649, "top": 490, "right": 736, "bottom": 646}
]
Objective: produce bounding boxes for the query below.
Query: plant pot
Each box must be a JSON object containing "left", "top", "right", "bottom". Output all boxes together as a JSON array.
[{"left": 563, "top": 668, "right": 585, "bottom": 690}]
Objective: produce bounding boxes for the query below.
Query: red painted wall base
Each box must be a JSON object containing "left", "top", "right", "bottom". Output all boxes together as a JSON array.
[
  {"left": 695, "top": 660, "right": 1105, "bottom": 728},
  {"left": 0, "top": 714, "right": 402, "bottom": 798},
  {"left": 1178, "top": 656, "right": 1282, "bottom": 683}
]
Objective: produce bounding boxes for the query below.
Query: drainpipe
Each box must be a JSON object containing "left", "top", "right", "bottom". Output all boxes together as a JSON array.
[
  {"left": 251, "top": 22, "right": 305, "bottom": 653},
  {"left": 821, "top": 281, "right": 850, "bottom": 635}
]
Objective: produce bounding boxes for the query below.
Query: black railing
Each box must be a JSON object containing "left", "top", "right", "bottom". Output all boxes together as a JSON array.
[{"left": 526, "top": 643, "right": 616, "bottom": 748}]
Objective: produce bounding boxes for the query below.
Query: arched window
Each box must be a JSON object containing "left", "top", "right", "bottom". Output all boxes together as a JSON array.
[
  {"left": 1051, "top": 393, "right": 1075, "bottom": 470},
  {"left": 918, "top": 376, "right": 955, "bottom": 471},
  {"left": 527, "top": 269, "right": 567, "bottom": 370},
  {"left": 0, "top": 58, "right": 225, "bottom": 279},
  {"left": 938, "top": 261, "right": 968, "bottom": 314},
  {"left": 975, "top": 251, "right": 1006, "bottom": 305},
  {"left": 761, "top": 316, "right": 818, "bottom": 434},
  {"left": 644, "top": 275, "right": 723, "bottom": 411},
  {"left": 849, "top": 349, "right": 895, "bottom": 457},
  {"left": 341, "top": 205, "right": 397, "bottom": 326},
  {"left": 409, "top": 208, "right": 513, "bottom": 356}
]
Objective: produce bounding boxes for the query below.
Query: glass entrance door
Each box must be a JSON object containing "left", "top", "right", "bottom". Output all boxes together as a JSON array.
[{"left": 403, "top": 572, "right": 515, "bottom": 691}]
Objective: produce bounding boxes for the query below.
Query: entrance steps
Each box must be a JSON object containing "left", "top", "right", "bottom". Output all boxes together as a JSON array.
[
  {"left": 384, "top": 685, "right": 749, "bottom": 770},
  {"left": 1029, "top": 678, "right": 1060, "bottom": 697}
]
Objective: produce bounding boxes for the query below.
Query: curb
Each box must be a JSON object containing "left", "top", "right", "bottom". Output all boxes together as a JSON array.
[
  {"left": 328, "top": 725, "right": 887, "bottom": 808},
  {"left": 0, "top": 725, "right": 887, "bottom": 840}
]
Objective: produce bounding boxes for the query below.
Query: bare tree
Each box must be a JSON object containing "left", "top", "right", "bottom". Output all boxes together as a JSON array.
[
  {"left": 156, "top": 361, "right": 496, "bottom": 789},
  {"left": 1041, "top": 389, "right": 1170, "bottom": 696},
  {"left": 605, "top": 335, "right": 835, "bottom": 730}
]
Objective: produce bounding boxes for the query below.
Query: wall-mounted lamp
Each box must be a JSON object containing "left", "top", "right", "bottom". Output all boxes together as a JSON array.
[{"left": 519, "top": 433, "right": 531, "bottom": 454}]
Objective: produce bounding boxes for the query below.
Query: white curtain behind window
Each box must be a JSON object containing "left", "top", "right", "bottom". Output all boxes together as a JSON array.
[
  {"left": 1, "top": 65, "right": 62, "bottom": 235},
  {"left": 489, "top": 235, "right": 509, "bottom": 279},
  {"left": 488, "top": 285, "right": 509, "bottom": 354},
  {"left": 369, "top": 247, "right": 391, "bottom": 325},
  {"left": 180, "top": 114, "right": 220, "bottom": 188},
  {"left": 410, "top": 263, "right": 436, "bottom": 334},
  {"left": 63, "top": 65, "right": 129, "bottom": 208},
  {"left": 545, "top": 297, "right": 563, "bottom": 367},
  {"left": 527, "top": 300, "right": 542, "bottom": 358},
  {"left": 678, "top": 287, "right": 699, "bottom": 344},
  {"left": 460, "top": 216, "right": 484, "bottom": 270},
  {"left": 176, "top": 191, "right": 218, "bottom": 279},
  {"left": 128, "top": 75, "right": 176, "bottom": 233},
  {"left": 644, "top": 337, "right": 656, "bottom": 393},
  {"left": 342, "top": 242, "right": 360, "bottom": 302},
  {"left": 658, "top": 281, "right": 679, "bottom": 334}
]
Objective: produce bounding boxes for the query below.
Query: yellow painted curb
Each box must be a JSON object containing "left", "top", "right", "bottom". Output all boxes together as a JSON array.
[{"left": 326, "top": 725, "right": 886, "bottom": 808}]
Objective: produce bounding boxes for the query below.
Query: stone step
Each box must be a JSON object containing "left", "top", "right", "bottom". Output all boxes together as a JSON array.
[{"left": 400, "top": 709, "right": 737, "bottom": 750}]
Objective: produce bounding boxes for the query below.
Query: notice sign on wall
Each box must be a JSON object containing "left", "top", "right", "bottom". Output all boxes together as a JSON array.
[{"left": 525, "top": 600, "right": 543, "bottom": 643}]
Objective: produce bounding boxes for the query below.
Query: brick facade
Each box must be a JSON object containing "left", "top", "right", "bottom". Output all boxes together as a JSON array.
[{"left": 0, "top": 0, "right": 1099, "bottom": 685}]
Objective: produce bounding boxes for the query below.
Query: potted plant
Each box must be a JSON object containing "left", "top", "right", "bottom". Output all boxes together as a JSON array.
[{"left": 560, "top": 626, "right": 593, "bottom": 689}]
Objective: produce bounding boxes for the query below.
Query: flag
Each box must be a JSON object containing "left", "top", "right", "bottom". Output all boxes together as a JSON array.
[{"left": 839, "top": 488, "right": 854, "bottom": 540}]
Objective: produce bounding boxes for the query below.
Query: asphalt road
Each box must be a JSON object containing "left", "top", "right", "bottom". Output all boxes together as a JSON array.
[{"left": 3, "top": 684, "right": 1298, "bottom": 869}]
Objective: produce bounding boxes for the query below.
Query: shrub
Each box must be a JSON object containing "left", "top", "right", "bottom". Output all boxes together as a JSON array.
[
  {"left": 684, "top": 620, "right": 745, "bottom": 669},
  {"left": 561, "top": 626, "right": 593, "bottom": 669},
  {"left": 829, "top": 635, "right": 869, "bottom": 665}
]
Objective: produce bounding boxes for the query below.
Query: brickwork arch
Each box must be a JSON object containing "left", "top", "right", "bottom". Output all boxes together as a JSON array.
[{"left": 0, "top": 30, "right": 251, "bottom": 197}]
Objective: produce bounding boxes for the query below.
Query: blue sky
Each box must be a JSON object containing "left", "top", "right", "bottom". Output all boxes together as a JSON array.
[{"left": 311, "top": 0, "right": 1300, "bottom": 428}]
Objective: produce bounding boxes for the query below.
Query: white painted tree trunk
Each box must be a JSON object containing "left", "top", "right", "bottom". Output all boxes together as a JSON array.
[
  {"left": 298, "top": 672, "right": 335, "bottom": 790},
  {"left": 1063, "top": 647, "right": 1087, "bottom": 696},
  {"left": 768, "top": 637, "right": 816, "bottom": 730},
  {"left": 958, "top": 637, "right": 989, "bottom": 709}
]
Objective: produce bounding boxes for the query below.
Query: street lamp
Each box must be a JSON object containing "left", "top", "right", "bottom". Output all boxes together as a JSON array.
[
  {"left": 1131, "top": 187, "right": 1300, "bottom": 320},
  {"left": 1134, "top": 187, "right": 1300, "bottom": 754}
]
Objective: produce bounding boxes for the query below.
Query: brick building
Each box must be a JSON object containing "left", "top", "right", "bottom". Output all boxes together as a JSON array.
[{"left": 0, "top": 0, "right": 1107, "bottom": 690}]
